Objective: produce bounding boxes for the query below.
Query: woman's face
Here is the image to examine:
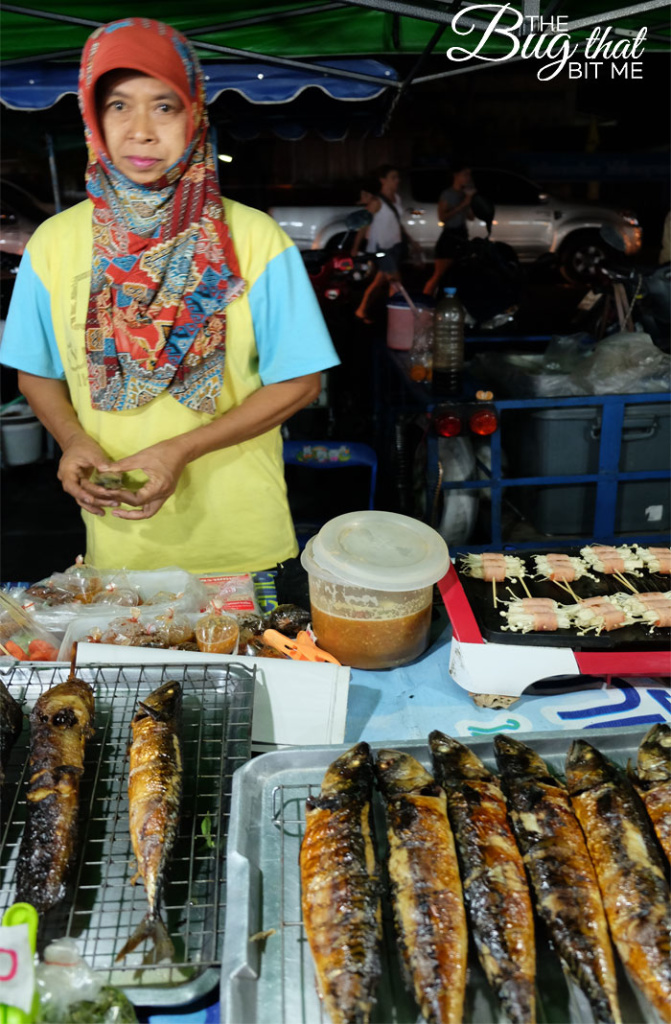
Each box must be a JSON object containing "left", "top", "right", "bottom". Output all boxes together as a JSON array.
[
  {"left": 380, "top": 169, "right": 400, "bottom": 193},
  {"left": 98, "top": 71, "right": 189, "bottom": 184}
]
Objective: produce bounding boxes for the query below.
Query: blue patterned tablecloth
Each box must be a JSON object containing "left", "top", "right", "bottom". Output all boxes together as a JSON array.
[{"left": 345, "top": 628, "right": 671, "bottom": 741}]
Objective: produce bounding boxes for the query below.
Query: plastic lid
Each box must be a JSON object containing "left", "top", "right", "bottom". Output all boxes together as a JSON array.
[{"left": 308, "top": 511, "right": 450, "bottom": 591}]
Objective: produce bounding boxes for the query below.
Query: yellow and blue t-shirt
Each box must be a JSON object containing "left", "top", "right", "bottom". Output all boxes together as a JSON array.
[{"left": 1, "top": 197, "right": 339, "bottom": 573}]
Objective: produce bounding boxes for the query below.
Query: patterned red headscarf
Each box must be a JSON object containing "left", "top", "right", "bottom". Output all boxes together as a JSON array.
[{"left": 79, "top": 18, "right": 244, "bottom": 412}]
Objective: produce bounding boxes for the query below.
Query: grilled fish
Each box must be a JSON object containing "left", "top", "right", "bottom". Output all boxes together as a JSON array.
[
  {"left": 299, "top": 742, "right": 381, "bottom": 1024},
  {"left": 374, "top": 749, "right": 467, "bottom": 1024},
  {"left": 15, "top": 672, "right": 95, "bottom": 912},
  {"left": 116, "top": 680, "right": 182, "bottom": 963},
  {"left": 566, "top": 739, "right": 671, "bottom": 1016},
  {"left": 0, "top": 678, "right": 23, "bottom": 786},
  {"left": 494, "top": 735, "right": 620, "bottom": 1024},
  {"left": 630, "top": 722, "right": 671, "bottom": 862},
  {"left": 429, "top": 731, "right": 535, "bottom": 1024}
]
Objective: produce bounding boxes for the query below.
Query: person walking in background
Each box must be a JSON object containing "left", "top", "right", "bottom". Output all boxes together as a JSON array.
[
  {"left": 352, "top": 165, "right": 418, "bottom": 324},
  {"left": 423, "top": 164, "right": 477, "bottom": 297}
]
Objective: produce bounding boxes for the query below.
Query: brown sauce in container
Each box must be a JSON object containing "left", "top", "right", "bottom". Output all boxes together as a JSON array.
[{"left": 311, "top": 603, "right": 432, "bottom": 670}]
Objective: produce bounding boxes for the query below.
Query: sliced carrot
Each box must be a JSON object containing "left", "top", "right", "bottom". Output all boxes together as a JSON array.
[
  {"left": 27, "top": 639, "right": 60, "bottom": 661},
  {"left": 4, "top": 640, "right": 28, "bottom": 660}
]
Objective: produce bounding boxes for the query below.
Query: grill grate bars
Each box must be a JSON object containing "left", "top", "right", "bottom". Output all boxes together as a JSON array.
[{"left": 0, "top": 661, "right": 254, "bottom": 990}]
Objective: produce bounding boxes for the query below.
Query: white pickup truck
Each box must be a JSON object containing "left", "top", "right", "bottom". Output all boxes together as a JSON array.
[{"left": 269, "top": 167, "right": 642, "bottom": 280}]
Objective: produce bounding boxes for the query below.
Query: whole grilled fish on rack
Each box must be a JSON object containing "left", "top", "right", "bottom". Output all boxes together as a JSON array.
[
  {"left": 429, "top": 731, "right": 535, "bottom": 1024},
  {"left": 116, "top": 680, "right": 183, "bottom": 963},
  {"left": 15, "top": 671, "right": 95, "bottom": 913},
  {"left": 566, "top": 739, "right": 671, "bottom": 1016},
  {"left": 494, "top": 734, "right": 620, "bottom": 1024},
  {"left": 374, "top": 749, "right": 467, "bottom": 1024},
  {"left": 299, "top": 742, "right": 381, "bottom": 1024},
  {"left": 629, "top": 722, "right": 671, "bottom": 862},
  {"left": 0, "top": 678, "right": 23, "bottom": 786}
]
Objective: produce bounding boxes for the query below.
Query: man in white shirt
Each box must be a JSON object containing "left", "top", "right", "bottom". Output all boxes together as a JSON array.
[{"left": 353, "top": 165, "right": 415, "bottom": 324}]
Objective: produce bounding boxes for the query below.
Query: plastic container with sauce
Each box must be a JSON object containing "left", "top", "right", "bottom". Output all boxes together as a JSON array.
[
  {"left": 301, "top": 511, "right": 450, "bottom": 670},
  {"left": 195, "top": 610, "right": 239, "bottom": 654}
]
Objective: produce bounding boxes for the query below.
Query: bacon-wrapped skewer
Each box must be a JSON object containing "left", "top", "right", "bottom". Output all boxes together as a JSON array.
[
  {"left": 533, "top": 553, "right": 596, "bottom": 584},
  {"left": 635, "top": 546, "right": 671, "bottom": 575},
  {"left": 461, "top": 552, "right": 527, "bottom": 583},
  {"left": 501, "top": 598, "right": 574, "bottom": 634},
  {"left": 461, "top": 552, "right": 530, "bottom": 606},
  {"left": 574, "top": 596, "right": 635, "bottom": 635},
  {"left": 579, "top": 544, "right": 643, "bottom": 576},
  {"left": 613, "top": 591, "right": 671, "bottom": 630}
]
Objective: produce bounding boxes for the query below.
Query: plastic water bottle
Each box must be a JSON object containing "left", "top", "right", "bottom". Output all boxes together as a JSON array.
[{"left": 432, "top": 286, "right": 464, "bottom": 394}]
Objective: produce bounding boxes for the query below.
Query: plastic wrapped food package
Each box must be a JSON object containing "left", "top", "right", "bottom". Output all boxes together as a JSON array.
[
  {"left": 23, "top": 564, "right": 208, "bottom": 616},
  {"left": 0, "top": 591, "right": 62, "bottom": 661},
  {"left": 200, "top": 572, "right": 261, "bottom": 615},
  {"left": 92, "top": 572, "right": 141, "bottom": 607},
  {"left": 195, "top": 609, "right": 240, "bottom": 654},
  {"left": 151, "top": 609, "right": 196, "bottom": 647},
  {"left": 35, "top": 937, "right": 138, "bottom": 1023},
  {"left": 63, "top": 555, "right": 104, "bottom": 603}
]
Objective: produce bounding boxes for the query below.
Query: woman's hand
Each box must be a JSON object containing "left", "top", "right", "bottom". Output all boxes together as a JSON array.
[
  {"left": 58, "top": 436, "right": 120, "bottom": 517},
  {"left": 97, "top": 437, "right": 190, "bottom": 520}
]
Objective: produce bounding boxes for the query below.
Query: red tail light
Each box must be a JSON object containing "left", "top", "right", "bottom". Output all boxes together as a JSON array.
[
  {"left": 333, "top": 257, "right": 353, "bottom": 272},
  {"left": 469, "top": 408, "right": 498, "bottom": 435},
  {"left": 434, "top": 413, "right": 462, "bottom": 437}
]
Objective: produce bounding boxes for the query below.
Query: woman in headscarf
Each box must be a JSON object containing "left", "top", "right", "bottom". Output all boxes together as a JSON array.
[{"left": 1, "top": 18, "right": 339, "bottom": 573}]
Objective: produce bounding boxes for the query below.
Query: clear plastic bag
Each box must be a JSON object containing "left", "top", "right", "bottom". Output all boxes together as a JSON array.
[
  {"left": 93, "top": 572, "right": 141, "bottom": 607},
  {"left": 0, "top": 591, "right": 62, "bottom": 661},
  {"left": 200, "top": 573, "right": 260, "bottom": 615},
  {"left": 150, "top": 609, "right": 196, "bottom": 647},
  {"left": 62, "top": 555, "right": 104, "bottom": 603},
  {"left": 35, "top": 938, "right": 138, "bottom": 1023},
  {"left": 573, "top": 331, "right": 671, "bottom": 394},
  {"left": 194, "top": 607, "right": 239, "bottom": 654}
]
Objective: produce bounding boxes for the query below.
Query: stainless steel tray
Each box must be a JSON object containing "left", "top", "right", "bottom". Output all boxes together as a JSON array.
[
  {"left": 221, "top": 727, "right": 663, "bottom": 1024},
  {"left": 0, "top": 660, "right": 255, "bottom": 1007}
]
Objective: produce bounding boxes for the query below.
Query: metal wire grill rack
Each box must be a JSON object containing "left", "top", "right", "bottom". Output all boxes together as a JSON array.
[
  {"left": 0, "top": 661, "right": 254, "bottom": 998},
  {"left": 255, "top": 747, "right": 658, "bottom": 1024},
  {"left": 271, "top": 782, "right": 322, "bottom": 1024},
  {"left": 267, "top": 782, "right": 416, "bottom": 1024}
]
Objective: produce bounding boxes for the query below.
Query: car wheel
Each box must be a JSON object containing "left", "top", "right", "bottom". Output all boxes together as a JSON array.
[{"left": 559, "top": 230, "right": 612, "bottom": 283}]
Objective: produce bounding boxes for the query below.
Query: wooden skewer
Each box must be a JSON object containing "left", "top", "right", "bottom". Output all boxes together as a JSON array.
[
  {"left": 552, "top": 578, "right": 573, "bottom": 597},
  {"left": 0, "top": 641, "right": 13, "bottom": 657},
  {"left": 613, "top": 571, "right": 638, "bottom": 594},
  {"left": 562, "top": 580, "right": 582, "bottom": 604},
  {"left": 492, "top": 577, "right": 498, "bottom": 607},
  {"left": 519, "top": 576, "right": 532, "bottom": 598}
]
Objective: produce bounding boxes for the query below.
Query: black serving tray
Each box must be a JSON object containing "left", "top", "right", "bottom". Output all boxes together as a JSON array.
[{"left": 456, "top": 548, "right": 671, "bottom": 651}]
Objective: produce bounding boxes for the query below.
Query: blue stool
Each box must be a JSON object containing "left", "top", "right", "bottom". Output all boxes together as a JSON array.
[{"left": 283, "top": 441, "right": 378, "bottom": 546}]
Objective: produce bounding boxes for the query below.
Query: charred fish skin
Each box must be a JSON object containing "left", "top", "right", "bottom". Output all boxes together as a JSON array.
[
  {"left": 375, "top": 748, "right": 467, "bottom": 1024},
  {"left": 494, "top": 734, "right": 621, "bottom": 1024},
  {"left": 15, "top": 676, "right": 95, "bottom": 913},
  {"left": 0, "top": 679, "right": 23, "bottom": 786},
  {"left": 566, "top": 739, "right": 671, "bottom": 1017},
  {"left": 631, "top": 722, "right": 671, "bottom": 862},
  {"left": 429, "top": 731, "right": 536, "bottom": 1024},
  {"left": 299, "top": 742, "right": 381, "bottom": 1024},
  {"left": 116, "top": 680, "right": 183, "bottom": 963}
]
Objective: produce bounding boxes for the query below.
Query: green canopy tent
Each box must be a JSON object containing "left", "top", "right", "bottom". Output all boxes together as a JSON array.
[
  {"left": 1, "top": 1, "right": 669, "bottom": 81},
  {"left": 1, "top": 1, "right": 669, "bottom": 208}
]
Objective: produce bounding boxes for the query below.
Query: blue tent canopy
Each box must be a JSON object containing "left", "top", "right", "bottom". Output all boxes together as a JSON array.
[{"left": 0, "top": 58, "right": 398, "bottom": 110}]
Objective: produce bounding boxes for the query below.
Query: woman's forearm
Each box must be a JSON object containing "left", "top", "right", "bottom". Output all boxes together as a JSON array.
[
  {"left": 17, "top": 372, "right": 87, "bottom": 450},
  {"left": 169, "top": 372, "right": 322, "bottom": 464}
]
